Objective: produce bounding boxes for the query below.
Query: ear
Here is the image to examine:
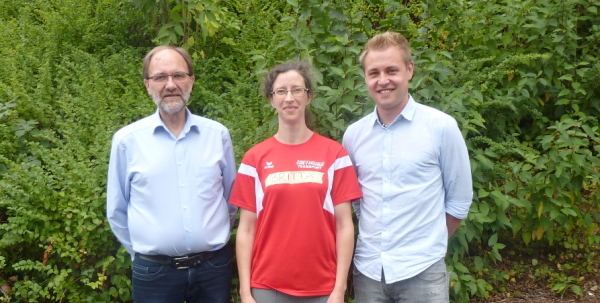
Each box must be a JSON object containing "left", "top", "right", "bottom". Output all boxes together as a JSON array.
[
  {"left": 269, "top": 95, "right": 276, "bottom": 108},
  {"left": 144, "top": 79, "right": 151, "bottom": 94},
  {"left": 407, "top": 61, "right": 415, "bottom": 80}
]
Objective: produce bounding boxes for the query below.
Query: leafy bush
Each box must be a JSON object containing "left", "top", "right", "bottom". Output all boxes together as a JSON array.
[
  {"left": 1, "top": 0, "right": 599, "bottom": 302},
  {"left": 0, "top": 0, "right": 149, "bottom": 301}
]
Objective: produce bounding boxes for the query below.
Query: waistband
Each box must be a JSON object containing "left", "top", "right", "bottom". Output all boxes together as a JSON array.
[{"left": 134, "top": 245, "right": 226, "bottom": 269}]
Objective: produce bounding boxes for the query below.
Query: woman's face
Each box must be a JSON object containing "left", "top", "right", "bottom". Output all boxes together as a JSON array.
[{"left": 269, "top": 70, "right": 311, "bottom": 124}]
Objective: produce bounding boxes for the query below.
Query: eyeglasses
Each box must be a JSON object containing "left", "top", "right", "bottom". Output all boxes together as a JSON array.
[
  {"left": 147, "top": 72, "right": 191, "bottom": 83},
  {"left": 271, "top": 88, "right": 309, "bottom": 97}
]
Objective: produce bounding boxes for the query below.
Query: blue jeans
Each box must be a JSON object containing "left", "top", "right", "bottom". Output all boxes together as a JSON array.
[
  {"left": 132, "top": 244, "right": 232, "bottom": 303},
  {"left": 353, "top": 258, "right": 449, "bottom": 303}
]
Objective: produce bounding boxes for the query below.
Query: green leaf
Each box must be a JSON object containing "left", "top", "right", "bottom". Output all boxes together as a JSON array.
[
  {"left": 328, "top": 9, "right": 347, "bottom": 21},
  {"left": 488, "top": 233, "right": 498, "bottom": 247},
  {"left": 475, "top": 153, "right": 494, "bottom": 170},
  {"left": 454, "top": 262, "right": 469, "bottom": 273},
  {"left": 552, "top": 282, "right": 567, "bottom": 292},
  {"left": 523, "top": 231, "right": 532, "bottom": 245},
  {"left": 174, "top": 24, "right": 184, "bottom": 36},
  {"left": 504, "top": 181, "right": 517, "bottom": 194},
  {"left": 479, "top": 202, "right": 490, "bottom": 216},
  {"left": 329, "top": 66, "right": 345, "bottom": 78},
  {"left": 557, "top": 89, "right": 571, "bottom": 97},
  {"left": 473, "top": 256, "right": 483, "bottom": 271},
  {"left": 558, "top": 74, "right": 573, "bottom": 81},
  {"left": 157, "top": 24, "right": 173, "bottom": 38},
  {"left": 477, "top": 188, "right": 489, "bottom": 198},
  {"left": 472, "top": 90, "right": 483, "bottom": 102},
  {"left": 560, "top": 208, "right": 577, "bottom": 217}
]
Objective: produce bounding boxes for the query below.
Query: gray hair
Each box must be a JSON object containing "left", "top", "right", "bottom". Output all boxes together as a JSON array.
[{"left": 143, "top": 46, "right": 194, "bottom": 79}]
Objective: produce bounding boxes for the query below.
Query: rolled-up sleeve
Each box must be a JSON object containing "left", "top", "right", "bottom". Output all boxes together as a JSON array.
[{"left": 440, "top": 118, "right": 473, "bottom": 219}]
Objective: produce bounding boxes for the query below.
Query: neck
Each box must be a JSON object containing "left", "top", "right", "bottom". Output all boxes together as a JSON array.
[
  {"left": 274, "top": 121, "right": 312, "bottom": 145},
  {"left": 159, "top": 108, "right": 187, "bottom": 138},
  {"left": 377, "top": 110, "right": 399, "bottom": 126},
  {"left": 377, "top": 101, "right": 408, "bottom": 126}
]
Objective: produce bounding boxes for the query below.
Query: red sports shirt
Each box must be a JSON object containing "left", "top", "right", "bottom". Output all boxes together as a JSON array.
[{"left": 230, "top": 133, "right": 362, "bottom": 296}]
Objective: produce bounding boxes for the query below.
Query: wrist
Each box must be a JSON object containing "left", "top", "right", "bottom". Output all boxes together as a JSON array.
[
  {"left": 240, "top": 287, "right": 252, "bottom": 297},
  {"left": 331, "top": 286, "right": 347, "bottom": 296}
]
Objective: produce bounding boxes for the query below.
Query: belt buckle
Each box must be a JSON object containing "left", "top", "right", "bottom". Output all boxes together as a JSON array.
[{"left": 172, "top": 256, "right": 192, "bottom": 269}]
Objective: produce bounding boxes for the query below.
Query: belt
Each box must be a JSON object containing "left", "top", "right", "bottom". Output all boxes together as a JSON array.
[{"left": 135, "top": 250, "right": 216, "bottom": 270}]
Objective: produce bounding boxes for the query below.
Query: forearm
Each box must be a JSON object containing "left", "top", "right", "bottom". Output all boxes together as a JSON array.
[
  {"left": 446, "top": 213, "right": 463, "bottom": 237},
  {"left": 236, "top": 209, "right": 256, "bottom": 300},
  {"left": 333, "top": 227, "right": 353, "bottom": 294},
  {"left": 332, "top": 203, "right": 354, "bottom": 298}
]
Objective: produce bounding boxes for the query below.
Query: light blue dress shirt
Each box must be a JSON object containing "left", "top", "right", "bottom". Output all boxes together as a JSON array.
[
  {"left": 107, "top": 109, "right": 237, "bottom": 258},
  {"left": 342, "top": 96, "right": 473, "bottom": 283}
]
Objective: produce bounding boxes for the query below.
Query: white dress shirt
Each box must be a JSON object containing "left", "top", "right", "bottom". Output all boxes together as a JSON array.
[
  {"left": 343, "top": 96, "right": 473, "bottom": 283},
  {"left": 107, "top": 109, "right": 237, "bottom": 258}
]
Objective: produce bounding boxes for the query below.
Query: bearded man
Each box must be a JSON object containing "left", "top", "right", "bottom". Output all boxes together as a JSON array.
[{"left": 107, "top": 46, "right": 237, "bottom": 303}]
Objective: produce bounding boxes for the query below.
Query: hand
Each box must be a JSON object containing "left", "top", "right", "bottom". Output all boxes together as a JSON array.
[
  {"left": 240, "top": 293, "right": 257, "bottom": 303},
  {"left": 326, "top": 291, "right": 345, "bottom": 303}
]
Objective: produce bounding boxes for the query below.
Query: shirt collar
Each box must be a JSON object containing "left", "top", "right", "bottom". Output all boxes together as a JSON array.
[
  {"left": 151, "top": 108, "right": 198, "bottom": 136},
  {"left": 370, "top": 94, "right": 417, "bottom": 127}
]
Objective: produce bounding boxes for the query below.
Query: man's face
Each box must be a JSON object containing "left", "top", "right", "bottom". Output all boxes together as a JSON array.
[
  {"left": 363, "top": 46, "right": 414, "bottom": 117},
  {"left": 144, "top": 49, "right": 195, "bottom": 115}
]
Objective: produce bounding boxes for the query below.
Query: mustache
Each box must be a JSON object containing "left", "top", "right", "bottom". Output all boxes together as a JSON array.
[{"left": 161, "top": 89, "right": 183, "bottom": 97}]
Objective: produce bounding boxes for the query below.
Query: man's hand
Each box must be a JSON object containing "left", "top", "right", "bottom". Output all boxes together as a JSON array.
[{"left": 446, "top": 213, "right": 463, "bottom": 237}]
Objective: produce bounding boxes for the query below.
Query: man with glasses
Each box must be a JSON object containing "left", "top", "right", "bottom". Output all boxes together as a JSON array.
[
  {"left": 343, "top": 32, "right": 473, "bottom": 302},
  {"left": 107, "top": 46, "right": 236, "bottom": 303}
]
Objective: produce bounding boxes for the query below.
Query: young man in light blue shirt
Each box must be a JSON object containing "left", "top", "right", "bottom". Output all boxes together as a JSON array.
[
  {"left": 106, "top": 46, "right": 237, "bottom": 303},
  {"left": 343, "top": 32, "right": 473, "bottom": 303}
]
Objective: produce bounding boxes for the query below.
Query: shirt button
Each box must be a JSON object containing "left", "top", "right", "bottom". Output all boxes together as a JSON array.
[
  {"left": 181, "top": 184, "right": 185, "bottom": 187},
  {"left": 183, "top": 206, "right": 188, "bottom": 209},
  {"left": 185, "top": 228, "right": 190, "bottom": 232},
  {"left": 178, "top": 162, "right": 183, "bottom": 166}
]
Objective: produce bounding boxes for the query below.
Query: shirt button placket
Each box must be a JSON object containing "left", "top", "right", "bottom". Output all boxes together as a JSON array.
[
  {"left": 381, "top": 127, "right": 392, "bottom": 254},
  {"left": 175, "top": 139, "right": 193, "bottom": 250}
]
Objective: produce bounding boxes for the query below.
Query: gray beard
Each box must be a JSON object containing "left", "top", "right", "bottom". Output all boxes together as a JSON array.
[{"left": 150, "top": 89, "right": 191, "bottom": 115}]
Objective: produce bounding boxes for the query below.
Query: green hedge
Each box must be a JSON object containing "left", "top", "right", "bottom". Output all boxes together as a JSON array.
[{"left": 1, "top": 0, "right": 599, "bottom": 302}]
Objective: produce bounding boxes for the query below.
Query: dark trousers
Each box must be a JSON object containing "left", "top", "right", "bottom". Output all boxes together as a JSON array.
[{"left": 132, "top": 245, "right": 232, "bottom": 303}]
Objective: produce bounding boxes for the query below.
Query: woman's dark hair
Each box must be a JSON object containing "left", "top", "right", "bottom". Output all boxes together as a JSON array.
[
  {"left": 262, "top": 60, "right": 316, "bottom": 129},
  {"left": 262, "top": 60, "right": 314, "bottom": 99}
]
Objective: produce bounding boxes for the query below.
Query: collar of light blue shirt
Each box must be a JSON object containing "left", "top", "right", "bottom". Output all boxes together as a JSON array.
[
  {"left": 371, "top": 95, "right": 417, "bottom": 128},
  {"left": 150, "top": 108, "right": 199, "bottom": 137}
]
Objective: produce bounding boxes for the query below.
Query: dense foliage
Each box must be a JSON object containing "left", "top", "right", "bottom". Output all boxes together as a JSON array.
[{"left": 0, "top": 0, "right": 598, "bottom": 302}]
